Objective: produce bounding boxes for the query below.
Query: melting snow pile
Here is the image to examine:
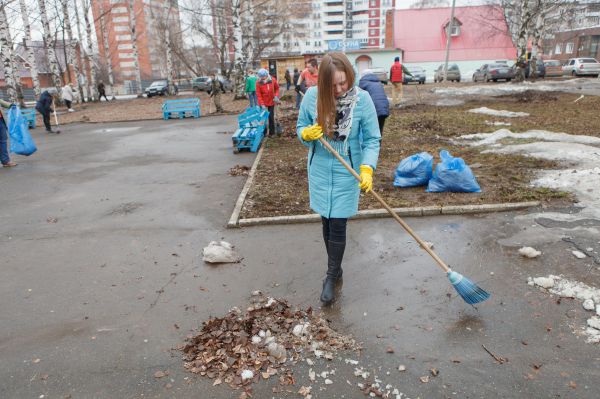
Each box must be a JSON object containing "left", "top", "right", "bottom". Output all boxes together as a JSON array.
[
  {"left": 485, "top": 120, "right": 512, "bottom": 126},
  {"left": 178, "top": 293, "right": 358, "bottom": 396},
  {"left": 202, "top": 241, "right": 241, "bottom": 263},
  {"left": 468, "top": 107, "right": 529, "bottom": 118},
  {"left": 433, "top": 78, "right": 598, "bottom": 97},
  {"left": 519, "top": 246, "right": 541, "bottom": 258},
  {"left": 529, "top": 275, "right": 600, "bottom": 343},
  {"left": 457, "top": 129, "right": 600, "bottom": 219}
]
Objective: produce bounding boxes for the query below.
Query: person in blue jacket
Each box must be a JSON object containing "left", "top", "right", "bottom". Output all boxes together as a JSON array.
[
  {"left": 35, "top": 88, "right": 60, "bottom": 134},
  {"left": 296, "top": 52, "right": 381, "bottom": 305},
  {"left": 359, "top": 69, "right": 390, "bottom": 135}
]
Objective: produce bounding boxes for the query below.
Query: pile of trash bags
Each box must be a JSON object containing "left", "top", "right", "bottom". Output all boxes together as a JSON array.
[{"left": 393, "top": 150, "right": 481, "bottom": 193}]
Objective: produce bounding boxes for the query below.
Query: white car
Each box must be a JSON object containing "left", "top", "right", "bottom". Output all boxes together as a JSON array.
[{"left": 562, "top": 58, "right": 600, "bottom": 77}]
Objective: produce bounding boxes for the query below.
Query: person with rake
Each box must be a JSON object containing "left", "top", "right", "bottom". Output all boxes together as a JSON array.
[{"left": 296, "top": 52, "right": 381, "bottom": 305}]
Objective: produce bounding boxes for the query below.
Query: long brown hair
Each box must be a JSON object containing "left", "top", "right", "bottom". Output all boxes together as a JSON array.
[{"left": 316, "top": 52, "right": 355, "bottom": 138}]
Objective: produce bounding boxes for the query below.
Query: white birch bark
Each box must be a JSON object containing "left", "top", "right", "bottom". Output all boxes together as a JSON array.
[
  {"left": 19, "top": 0, "right": 41, "bottom": 99},
  {"left": 129, "top": 0, "right": 142, "bottom": 95},
  {"left": 99, "top": 2, "right": 115, "bottom": 95},
  {"left": 162, "top": 1, "right": 175, "bottom": 95},
  {"left": 243, "top": 0, "right": 254, "bottom": 69},
  {"left": 62, "top": 0, "right": 81, "bottom": 98},
  {"left": 81, "top": 0, "right": 96, "bottom": 101},
  {"left": 0, "top": 4, "right": 17, "bottom": 102},
  {"left": 231, "top": 0, "right": 246, "bottom": 99},
  {"left": 38, "top": 0, "right": 63, "bottom": 89},
  {"left": 515, "top": 0, "right": 531, "bottom": 82}
]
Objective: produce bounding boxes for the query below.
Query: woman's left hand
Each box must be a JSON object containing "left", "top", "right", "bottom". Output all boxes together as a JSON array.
[{"left": 359, "top": 165, "right": 373, "bottom": 192}]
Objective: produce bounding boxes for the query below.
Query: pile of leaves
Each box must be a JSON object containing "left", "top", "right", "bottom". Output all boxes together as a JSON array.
[
  {"left": 229, "top": 165, "right": 250, "bottom": 176},
  {"left": 179, "top": 293, "right": 357, "bottom": 394},
  {"left": 277, "top": 109, "right": 299, "bottom": 138}
]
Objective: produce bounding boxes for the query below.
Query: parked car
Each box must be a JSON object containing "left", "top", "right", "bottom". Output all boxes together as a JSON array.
[
  {"left": 192, "top": 76, "right": 211, "bottom": 91},
  {"left": 472, "top": 63, "right": 515, "bottom": 82},
  {"left": 524, "top": 60, "right": 546, "bottom": 78},
  {"left": 193, "top": 76, "right": 234, "bottom": 92},
  {"left": 403, "top": 66, "right": 426, "bottom": 84},
  {"left": 434, "top": 64, "right": 461, "bottom": 82},
  {"left": 562, "top": 58, "right": 600, "bottom": 77},
  {"left": 145, "top": 80, "right": 169, "bottom": 97},
  {"left": 543, "top": 59, "right": 563, "bottom": 77},
  {"left": 369, "top": 67, "right": 388, "bottom": 84}
]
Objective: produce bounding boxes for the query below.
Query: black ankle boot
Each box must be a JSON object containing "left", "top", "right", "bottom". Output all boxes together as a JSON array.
[{"left": 320, "top": 240, "right": 345, "bottom": 304}]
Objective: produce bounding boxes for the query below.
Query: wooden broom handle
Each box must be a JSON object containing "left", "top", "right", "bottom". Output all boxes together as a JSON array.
[{"left": 318, "top": 137, "right": 451, "bottom": 273}]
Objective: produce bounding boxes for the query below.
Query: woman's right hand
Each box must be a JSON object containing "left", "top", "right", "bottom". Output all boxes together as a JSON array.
[{"left": 301, "top": 124, "right": 323, "bottom": 141}]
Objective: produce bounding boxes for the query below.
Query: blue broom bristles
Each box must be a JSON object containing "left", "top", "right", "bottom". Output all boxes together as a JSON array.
[{"left": 447, "top": 270, "right": 490, "bottom": 305}]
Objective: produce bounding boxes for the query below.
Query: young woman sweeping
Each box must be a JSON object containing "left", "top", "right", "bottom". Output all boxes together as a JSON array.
[{"left": 296, "top": 52, "right": 381, "bottom": 305}]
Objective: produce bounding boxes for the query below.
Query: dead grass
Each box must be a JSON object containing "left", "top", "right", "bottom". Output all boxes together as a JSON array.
[{"left": 240, "top": 92, "right": 598, "bottom": 219}]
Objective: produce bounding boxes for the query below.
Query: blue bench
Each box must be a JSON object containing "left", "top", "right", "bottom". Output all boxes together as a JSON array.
[
  {"left": 162, "top": 98, "right": 200, "bottom": 120},
  {"left": 232, "top": 107, "right": 269, "bottom": 153}
]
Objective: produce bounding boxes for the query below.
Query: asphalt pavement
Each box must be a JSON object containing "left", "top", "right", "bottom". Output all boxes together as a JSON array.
[{"left": 1, "top": 115, "right": 599, "bottom": 398}]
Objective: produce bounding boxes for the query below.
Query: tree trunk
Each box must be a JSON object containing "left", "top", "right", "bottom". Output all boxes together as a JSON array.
[
  {"left": 72, "top": 0, "right": 88, "bottom": 101},
  {"left": 99, "top": 2, "right": 115, "bottom": 97},
  {"left": 0, "top": 5, "right": 17, "bottom": 102},
  {"left": 530, "top": 1, "right": 545, "bottom": 82},
  {"left": 38, "top": 0, "right": 63, "bottom": 90},
  {"left": 81, "top": 0, "right": 97, "bottom": 101},
  {"left": 129, "top": 0, "right": 143, "bottom": 95},
  {"left": 515, "top": 0, "right": 531, "bottom": 83},
  {"left": 243, "top": 0, "right": 254, "bottom": 69},
  {"left": 62, "top": 0, "right": 82, "bottom": 101},
  {"left": 231, "top": 0, "right": 246, "bottom": 99},
  {"left": 162, "top": 2, "right": 175, "bottom": 95},
  {"left": 19, "top": 0, "right": 41, "bottom": 99}
]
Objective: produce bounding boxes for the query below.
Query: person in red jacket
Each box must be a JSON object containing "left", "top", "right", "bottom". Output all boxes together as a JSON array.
[
  {"left": 256, "top": 68, "right": 280, "bottom": 137},
  {"left": 389, "top": 56, "right": 411, "bottom": 107}
]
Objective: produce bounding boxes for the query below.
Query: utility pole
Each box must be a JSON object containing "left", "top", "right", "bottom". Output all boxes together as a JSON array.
[{"left": 443, "top": 0, "right": 456, "bottom": 82}]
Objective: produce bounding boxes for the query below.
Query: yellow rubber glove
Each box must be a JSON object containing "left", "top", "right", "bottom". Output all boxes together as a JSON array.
[
  {"left": 359, "top": 165, "right": 373, "bottom": 192},
  {"left": 301, "top": 124, "right": 323, "bottom": 141}
]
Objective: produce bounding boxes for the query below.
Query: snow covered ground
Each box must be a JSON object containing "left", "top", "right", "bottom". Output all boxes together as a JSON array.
[
  {"left": 468, "top": 107, "right": 529, "bottom": 118},
  {"left": 458, "top": 129, "right": 600, "bottom": 220},
  {"left": 433, "top": 78, "right": 600, "bottom": 97}
]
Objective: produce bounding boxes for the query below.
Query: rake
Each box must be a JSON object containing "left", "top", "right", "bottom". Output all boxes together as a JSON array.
[{"left": 318, "top": 137, "right": 490, "bottom": 305}]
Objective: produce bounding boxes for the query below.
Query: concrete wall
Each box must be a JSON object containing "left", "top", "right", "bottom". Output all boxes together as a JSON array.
[{"left": 345, "top": 50, "right": 403, "bottom": 76}]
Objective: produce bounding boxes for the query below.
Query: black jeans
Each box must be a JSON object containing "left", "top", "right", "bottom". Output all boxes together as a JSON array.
[
  {"left": 38, "top": 109, "right": 51, "bottom": 131},
  {"left": 378, "top": 116, "right": 387, "bottom": 136},
  {"left": 65, "top": 100, "right": 72, "bottom": 109},
  {"left": 99, "top": 91, "right": 109, "bottom": 101},
  {"left": 321, "top": 217, "right": 347, "bottom": 246},
  {"left": 267, "top": 105, "right": 275, "bottom": 136}
]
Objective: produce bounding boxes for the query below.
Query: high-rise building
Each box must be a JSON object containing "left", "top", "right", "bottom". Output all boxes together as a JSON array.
[{"left": 92, "top": 0, "right": 183, "bottom": 86}]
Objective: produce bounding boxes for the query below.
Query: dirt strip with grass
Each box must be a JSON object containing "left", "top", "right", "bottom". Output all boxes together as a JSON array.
[{"left": 240, "top": 92, "right": 600, "bottom": 219}]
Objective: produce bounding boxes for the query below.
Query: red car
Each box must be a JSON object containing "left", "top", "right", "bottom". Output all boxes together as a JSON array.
[{"left": 543, "top": 60, "right": 562, "bottom": 77}]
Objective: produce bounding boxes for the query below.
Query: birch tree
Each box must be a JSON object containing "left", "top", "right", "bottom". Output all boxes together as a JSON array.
[
  {"left": 38, "top": 0, "right": 63, "bottom": 89},
  {"left": 0, "top": 2, "right": 17, "bottom": 102},
  {"left": 161, "top": 1, "right": 176, "bottom": 95},
  {"left": 61, "top": 0, "right": 82, "bottom": 97},
  {"left": 231, "top": 0, "right": 245, "bottom": 99},
  {"left": 128, "top": 0, "right": 142, "bottom": 95},
  {"left": 72, "top": 0, "right": 88, "bottom": 100},
  {"left": 19, "top": 0, "right": 41, "bottom": 98},
  {"left": 81, "top": 0, "right": 96, "bottom": 101},
  {"left": 98, "top": 2, "right": 115, "bottom": 97}
]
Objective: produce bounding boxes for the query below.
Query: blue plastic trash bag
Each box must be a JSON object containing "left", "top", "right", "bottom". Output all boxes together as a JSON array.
[
  {"left": 426, "top": 150, "right": 481, "bottom": 193},
  {"left": 393, "top": 152, "right": 434, "bottom": 187},
  {"left": 7, "top": 106, "right": 37, "bottom": 156}
]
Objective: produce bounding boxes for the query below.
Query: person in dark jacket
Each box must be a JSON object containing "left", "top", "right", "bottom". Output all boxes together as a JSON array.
[
  {"left": 359, "top": 70, "right": 389, "bottom": 135},
  {"left": 293, "top": 68, "right": 301, "bottom": 109},
  {"left": 36, "top": 88, "right": 60, "bottom": 134},
  {"left": 0, "top": 99, "right": 17, "bottom": 167},
  {"left": 284, "top": 69, "right": 292, "bottom": 91},
  {"left": 97, "top": 81, "right": 109, "bottom": 102}
]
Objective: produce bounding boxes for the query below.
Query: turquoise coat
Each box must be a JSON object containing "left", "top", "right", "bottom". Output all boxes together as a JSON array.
[{"left": 296, "top": 86, "right": 381, "bottom": 218}]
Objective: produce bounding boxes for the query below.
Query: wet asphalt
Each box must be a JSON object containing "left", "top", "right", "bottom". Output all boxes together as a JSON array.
[{"left": 1, "top": 115, "right": 599, "bottom": 399}]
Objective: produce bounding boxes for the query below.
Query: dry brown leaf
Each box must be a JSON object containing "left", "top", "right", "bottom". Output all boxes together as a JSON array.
[
  {"left": 419, "top": 376, "right": 430, "bottom": 383},
  {"left": 568, "top": 381, "right": 577, "bottom": 389},
  {"left": 430, "top": 368, "right": 439, "bottom": 376},
  {"left": 154, "top": 371, "right": 166, "bottom": 378},
  {"left": 386, "top": 347, "right": 395, "bottom": 354}
]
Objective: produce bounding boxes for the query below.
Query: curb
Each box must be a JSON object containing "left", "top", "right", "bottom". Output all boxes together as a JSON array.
[
  {"left": 232, "top": 201, "right": 540, "bottom": 228},
  {"left": 227, "top": 144, "right": 265, "bottom": 228}
]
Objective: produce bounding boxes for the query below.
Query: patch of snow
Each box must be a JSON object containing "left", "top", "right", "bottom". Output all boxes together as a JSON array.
[
  {"left": 468, "top": 107, "right": 529, "bottom": 118},
  {"left": 241, "top": 370, "right": 254, "bottom": 380},
  {"left": 459, "top": 129, "right": 600, "bottom": 147},
  {"left": 530, "top": 275, "right": 600, "bottom": 343},
  {"left": 583, "top": 299, "right": 595, "bottom": 311},
  {"left": 435, "top": 98, "right": 465, "bottom": 106},
  {"left": 519, "top": 246, "right": 541, "bottom": 258},
  {"left": 572, "top": 250, "right": 587, "bottom": 259},
  {"left": 432, "top": 78, "right": 598, "bottom": 97},
  {"left": 202, "top": 241, "right": 241, "bottom": 263},
  {"left": 485, "top": 120, "right": 512, "bottom": 126}
]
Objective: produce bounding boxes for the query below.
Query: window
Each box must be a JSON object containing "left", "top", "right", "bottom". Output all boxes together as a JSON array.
[
  {"left": 370, "top": 0, "right": 376, "bottom": 5},
  {"left": 450, "top": 25, "right": 460, "bottom": 36},
  {"left": 555, "top": 43, "right": 562, "bottom": 54},
  {"left": 370, "top": 10, "right": 376, "bottom": 16},
  {"left": 589, "top": 16, "right": 600, "bottom": 25},
  {"left": 565, "top": 42, "right": 574, "bottom": 53},
  {"left": 370, "top": 29, "right": 376, "bottom": 35}
]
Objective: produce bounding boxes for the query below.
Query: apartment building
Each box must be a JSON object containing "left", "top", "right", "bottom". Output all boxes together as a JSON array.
[{"left": 92, "top": 0, "right": 182, "bottom": 87}]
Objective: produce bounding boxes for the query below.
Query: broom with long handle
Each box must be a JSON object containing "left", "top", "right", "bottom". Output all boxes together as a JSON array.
[{"left": 318, "top": 137, "right": 490, "bottom": 305}]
